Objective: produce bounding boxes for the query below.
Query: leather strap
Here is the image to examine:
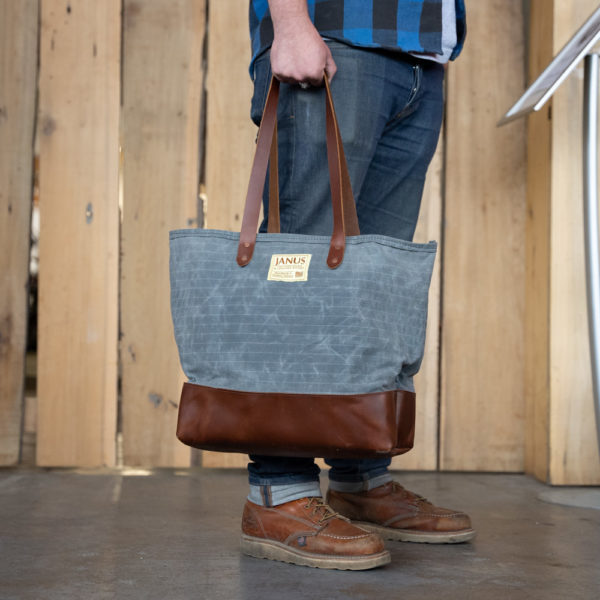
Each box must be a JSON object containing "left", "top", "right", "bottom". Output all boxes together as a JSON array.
[
  {"left": 237, "top": 77, "right": 280, "bottom": 266},
  {"left": 327, "top": 73, "right": 360, "bottom": 242},
  {"left": 266, "top": 121, "right": 280, "bottom": 234},
  {"left": 237, "top": 75, "right": 360, "bottom": 268}
]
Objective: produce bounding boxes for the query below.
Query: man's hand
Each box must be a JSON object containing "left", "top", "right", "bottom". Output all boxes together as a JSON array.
[{"left": 268, "top": 0, "right": 337, "bottom": 85}]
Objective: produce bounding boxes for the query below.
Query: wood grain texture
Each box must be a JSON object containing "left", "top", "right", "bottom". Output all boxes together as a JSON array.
[
  {"left": 0, "top": 0, "right": 38, "bottom": 465},
  {"left": 441, "top": 0, "right": 527, "bottom": 471},
  {"left": 203, "top": 0, "right": 256, "bottom": 232},
  {"left": 37, "top": 0, "right": 120, "bottom": 466},
  {"left": 548, "top": 1, "right": 600, "bottom": 484},
  {"left": 121, "top": 0, "right": 204, "bottom": 466},
  {"left": 202, "top": 451, "right": 248, "bottom": 469},
  {"left": 201, "top": 0, "right": 256, "bottom": 468},
  {"left": 392, "top": 139, "right": 443, "bottom": 471},
  {"left": 524, "top": 0, "right": 553, "bottom": 482}
]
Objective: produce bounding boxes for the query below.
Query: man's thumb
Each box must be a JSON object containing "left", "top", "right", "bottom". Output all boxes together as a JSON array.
[{"left": 325, "top": 49, "right": 337, "bottom": 81}]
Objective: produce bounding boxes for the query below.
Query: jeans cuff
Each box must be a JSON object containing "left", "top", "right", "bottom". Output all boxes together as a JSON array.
[
  {"left": 248, "top": 481, "right": 323, "bottom": 507},
  {"left": 248, "top": 473, "right": 320, "bottom": 486},
  {"left": 327, "top": 472, "right": 392, "bottom": 493}
]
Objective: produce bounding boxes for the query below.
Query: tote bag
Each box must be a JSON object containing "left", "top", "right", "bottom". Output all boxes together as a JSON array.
[{"left": 169, "top": 76, "right": 437, "bottom": 458}]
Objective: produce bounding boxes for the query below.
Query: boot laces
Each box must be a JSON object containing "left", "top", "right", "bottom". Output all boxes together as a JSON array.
[
  {"left": 391, "top": 481, "right": 429, "bottom": 504},
  {"left": 303, "top": 497, "right": 340, "bottom": 523}
]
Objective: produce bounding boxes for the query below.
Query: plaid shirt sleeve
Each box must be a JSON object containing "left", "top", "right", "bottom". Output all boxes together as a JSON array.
[{"left": 249, "top": 0, "right": 466, "bottom": 74}]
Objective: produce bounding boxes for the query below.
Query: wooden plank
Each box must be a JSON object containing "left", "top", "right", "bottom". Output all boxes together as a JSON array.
[
  {"left": 0, "top": 0, "right": 38, "bottom": 465},
  {"left": 202, "top": 451, "right": 248, "bottom": 469},
  {"left": 37, "top": 0, "right": 120, "bottom": 467},
  {"left": 548, "top": 1, "right": 600, "bottom": 484},
  {"left": 392, "top": 138, "right": 443, "bottom": 471},
  {"left": 201, "top": 0, "right": 255, "bottom": 469},
  {"left": 441, "top": 0, "right": 527, "bottom": 471},
  {"left": 121, "top": 0, "right": 204, "bottom": 466},
  {"left": 203, "top": 0, "right": 256, "bottom": 232},
  {"left": 524, "top": 0, "right": 553, "bottom": 482}
]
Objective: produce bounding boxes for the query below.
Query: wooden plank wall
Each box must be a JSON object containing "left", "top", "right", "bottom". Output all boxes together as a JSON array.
[
  {"left": 120, "top": 0, "right": 204, "bottom": 467},
  {"left": 525, "top": 0, "right": 600, "bottom": 484},
  {"left": 203, "top": 1, "right": 256, "bottom": 233},
  {"left": 5, "top": 0, "right": 599, "bottom": 480},
  {"left": 525, "top": 0, "right": 554, "bottom": 483},
  {"left": 37, "top": 0, "right": 121, "bottom": 467},
  {"left": 0, "top": 0, "right": 39, "bottom": 465},
  {"left": 442, "top": 0, "right": 527, "bottom": 471},
  {"left": 549, "top": 0, "right": 600, "bottom": 484}
]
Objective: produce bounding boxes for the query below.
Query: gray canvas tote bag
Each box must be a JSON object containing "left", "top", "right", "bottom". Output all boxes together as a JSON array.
[{"left": 169, "top": 76, "right": 437, "bottom": 458}]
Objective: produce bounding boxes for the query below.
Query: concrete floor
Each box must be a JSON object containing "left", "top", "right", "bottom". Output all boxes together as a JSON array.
[{"left": 1, "top": 469, "right": 598, "bottom": 600}]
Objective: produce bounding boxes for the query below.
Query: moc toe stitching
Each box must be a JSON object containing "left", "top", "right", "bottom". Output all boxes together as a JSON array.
[
  {"left": 320, "top": 532, "right": 374, "bottom": 540},
  {"left": 416, "top": 511, "right": 468, "bottom": 518}
]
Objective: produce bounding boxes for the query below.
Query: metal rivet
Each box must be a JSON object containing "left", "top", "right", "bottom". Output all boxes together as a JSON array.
[
  {"left": 241, "top": 254, "right": 248, "bottom": 261},
  {"left": 331, "top": 257, "right": 338, "bottom": 264},
  {"left": 244, "top": 242, "right": 250, "bottom": 248},
  {"left": 335, "top": 244, "right": 342, "bottom": 250}
]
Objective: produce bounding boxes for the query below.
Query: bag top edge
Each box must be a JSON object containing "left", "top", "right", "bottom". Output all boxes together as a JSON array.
[{"left": 169, "top": 228, "right": 437, "bottom": 252}]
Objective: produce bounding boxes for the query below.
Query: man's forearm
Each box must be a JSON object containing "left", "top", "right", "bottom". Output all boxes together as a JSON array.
[{"left": 268, "top": 0, "right": 311, "bottom": 33}]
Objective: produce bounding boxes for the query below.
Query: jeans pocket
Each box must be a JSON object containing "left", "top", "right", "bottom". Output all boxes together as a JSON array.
[{"left": 394, "top": 64, "right": 422, "bottom": 120}]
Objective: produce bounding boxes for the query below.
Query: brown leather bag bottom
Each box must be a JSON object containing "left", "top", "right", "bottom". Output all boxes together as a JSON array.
[{"left": 176, "top": 382, "right": 416, "bottom": 458}]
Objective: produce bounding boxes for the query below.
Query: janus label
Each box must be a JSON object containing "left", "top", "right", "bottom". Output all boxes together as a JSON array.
[{"left": 267, "top": 254, "right": 312, "bottom": 282}]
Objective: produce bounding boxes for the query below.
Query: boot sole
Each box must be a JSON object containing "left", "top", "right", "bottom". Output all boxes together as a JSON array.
[
  {"left": 353, "top": 522, "right": 477, "bottom": 544},
  {"left": 240, "top": 534, "right": 391, "bottom": 570}
]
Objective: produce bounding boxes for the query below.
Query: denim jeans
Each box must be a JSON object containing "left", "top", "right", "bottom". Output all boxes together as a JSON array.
[{"left": 247, "top": 41, "right": 444, "bottom": 503}]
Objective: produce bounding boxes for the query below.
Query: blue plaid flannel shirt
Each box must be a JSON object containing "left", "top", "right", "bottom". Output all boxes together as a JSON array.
[{"left": 249, "top": 0, "right": 466, "bottom": 73}]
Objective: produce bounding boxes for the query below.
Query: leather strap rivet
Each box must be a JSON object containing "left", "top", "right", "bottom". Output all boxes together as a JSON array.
[
  {"left": 243, "top": 242, "right": 250, "bottom": 248},
  {"left": 241, "top": 254, "right": 248, "bottom": 261},
  {"left": 335, "top": 244, "right": 342, "bottom": 250},
  {"left": 331, "top": 257, "right": 339, "bottom": 264}
]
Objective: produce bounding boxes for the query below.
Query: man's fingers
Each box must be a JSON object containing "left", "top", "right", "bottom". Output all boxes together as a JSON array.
[
  {"left": 305, "top": 72, "right": 324, "bottom": 87},
  {"left": 271, "top": 70, "right": 297, "bottom": 84},
  {"left": 269, "top": 38, "right": 337, "bottom": 87},
  {"left": 273, "top": 68, "right": 322, "bottom": 87},
  {"left": 304, "top": 49, "right": 336, "bottom": 86}
]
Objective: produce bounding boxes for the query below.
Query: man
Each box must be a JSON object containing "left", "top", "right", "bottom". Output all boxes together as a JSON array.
[{"left": 242, "top": 0, "right": 472, "bottom": 570}]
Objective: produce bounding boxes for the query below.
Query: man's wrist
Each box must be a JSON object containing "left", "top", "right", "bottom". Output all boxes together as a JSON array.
[{"left": 268, "top": 0, "right": 312, "bottom": 34}]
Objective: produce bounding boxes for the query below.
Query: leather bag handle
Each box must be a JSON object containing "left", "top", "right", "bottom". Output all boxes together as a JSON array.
[{"left": 236, "top": 75, "right": 360, "bottom": 269}]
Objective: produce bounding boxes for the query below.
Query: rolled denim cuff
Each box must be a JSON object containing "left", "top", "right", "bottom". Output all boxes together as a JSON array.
[
  {"left": 327, "top": 472, "right": 392, "bottom": 493},
  {"left": 248, "top": 481, "right": 323, "bottom": 507}
]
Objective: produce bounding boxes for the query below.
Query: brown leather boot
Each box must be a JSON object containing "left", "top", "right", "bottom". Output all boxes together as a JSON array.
[
  {"left": 326, "top": 482, "right": 475, "bottom": 544},
  {"left": 241, "top": 496, "right": 390, "bottom": 570}
]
